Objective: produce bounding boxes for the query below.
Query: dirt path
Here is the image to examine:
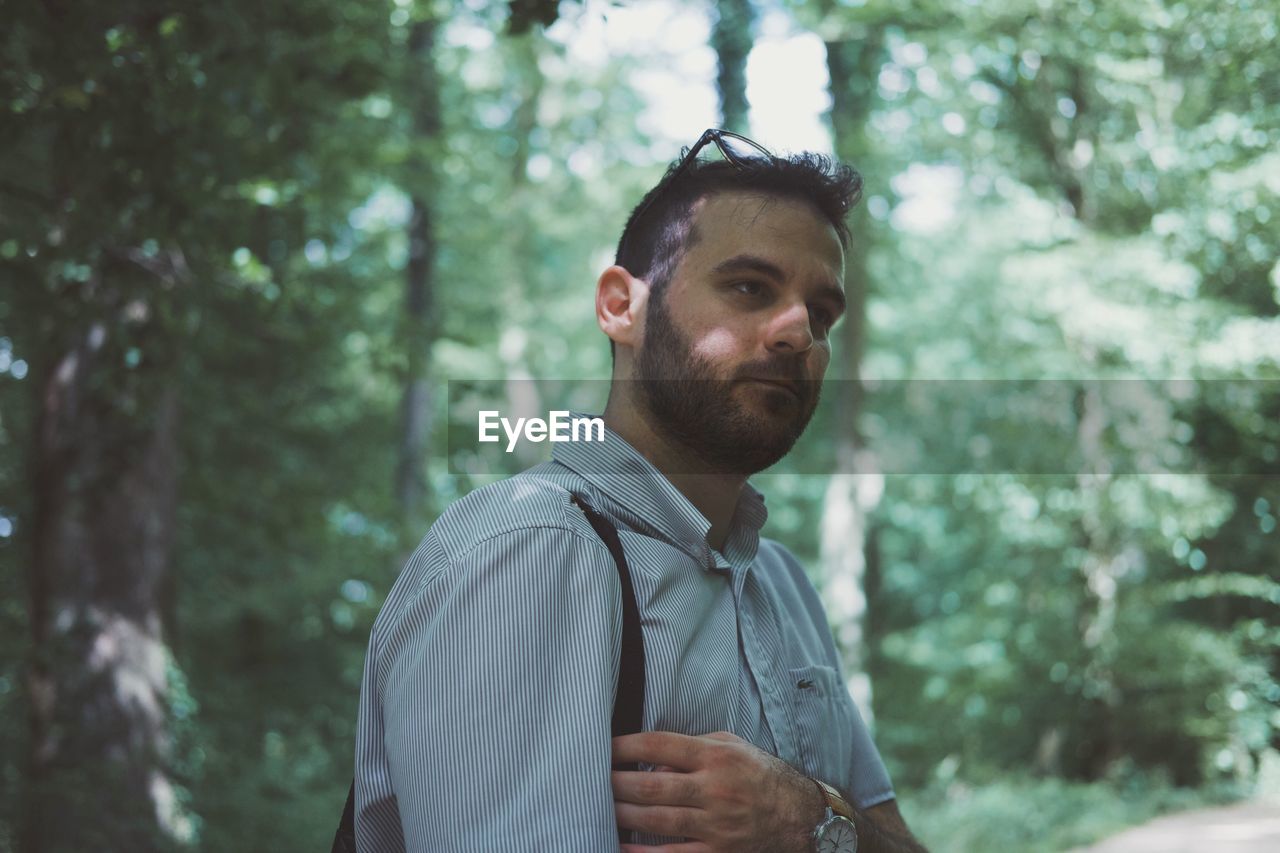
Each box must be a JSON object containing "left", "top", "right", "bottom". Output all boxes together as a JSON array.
[{"left": 1072, "top": 799, "right": 1280, "bottom": 852}]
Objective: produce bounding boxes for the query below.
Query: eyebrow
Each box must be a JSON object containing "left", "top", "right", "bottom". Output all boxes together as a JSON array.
[{"left": 711, "top": 253, "right": 847, "bottom": 315}]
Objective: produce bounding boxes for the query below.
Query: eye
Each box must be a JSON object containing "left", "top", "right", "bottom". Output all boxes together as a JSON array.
[
  {"left": 809, "top": 305, "right": 835, "bottom": 331},
  {"left": 731, "top": 280, "right": 765, "bottom": 297}
]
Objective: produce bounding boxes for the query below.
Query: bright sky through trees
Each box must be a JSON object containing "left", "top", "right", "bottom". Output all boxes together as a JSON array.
[
  {"left": 536, "top": 0, "right": 953, "bottom": 234},
  {"left": 542, "top": 0, "right": 833, "bottom": 154}
]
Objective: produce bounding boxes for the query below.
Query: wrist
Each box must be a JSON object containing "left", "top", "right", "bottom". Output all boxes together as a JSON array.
[
  {"left": 780, "top": 772, "right": 827, "bottom": 853},
  {"left": 806, "top": 776, "right": 829, "bottom": 815},
  {"left": 809, "top": 778, "right": 859, "bottom": 852}
]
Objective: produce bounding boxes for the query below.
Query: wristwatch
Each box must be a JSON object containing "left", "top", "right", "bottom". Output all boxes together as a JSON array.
[{"left": 811, "top": 778, "right": 858, "bottom": 852}]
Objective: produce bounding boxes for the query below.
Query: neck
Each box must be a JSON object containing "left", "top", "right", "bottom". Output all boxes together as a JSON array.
[{"left": 602, "top": 390, "right": 746, "bottom": 552}]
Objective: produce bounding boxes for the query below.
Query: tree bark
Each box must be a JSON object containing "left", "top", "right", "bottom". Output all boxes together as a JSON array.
[
  {"left": 712, "top": 0, "right": 755, "bottom": 134},
  {"left": 821, "top": 33, "right": 886, "bottom": 725},
  {"left": 498, "top": 31, "right": 548, "bottom": 470},
  {"left": 1071, "top": 382, "right": 1130, "bottom": 778},
  {"left": 24, "top": 261, "right": 190, "bottom": 851},
  {"left": 395, "top": 16, "right": 443, "bottom": 537}
]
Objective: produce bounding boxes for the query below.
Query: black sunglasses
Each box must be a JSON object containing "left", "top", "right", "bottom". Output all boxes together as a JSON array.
[{"left": 618, "top": 128, "right": 776, "bottom": 263}]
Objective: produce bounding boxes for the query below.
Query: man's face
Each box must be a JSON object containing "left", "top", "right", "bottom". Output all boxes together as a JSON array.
[{"left": 633, "top": 191, "right": 846, "bottom": 475}]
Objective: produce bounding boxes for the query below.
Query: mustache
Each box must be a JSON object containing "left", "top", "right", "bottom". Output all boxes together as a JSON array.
[{"left": 732, "top": 359, "right": 812, "bottom": 386}]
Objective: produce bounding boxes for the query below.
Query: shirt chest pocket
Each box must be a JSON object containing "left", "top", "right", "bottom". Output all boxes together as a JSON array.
[{"left": 787, "top": 664, "right": 857, "bottom": 788}]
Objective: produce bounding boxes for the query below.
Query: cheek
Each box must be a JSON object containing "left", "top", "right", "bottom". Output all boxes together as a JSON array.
[
  {"left": 690, "top": 327, "right": 751, "bottom": 363},
  {"left": 810, "top": 347, "right": 831, "bottom": 378}
]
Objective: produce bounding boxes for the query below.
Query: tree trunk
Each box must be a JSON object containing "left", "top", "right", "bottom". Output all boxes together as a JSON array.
[
  {"left": 395, "top": 16, "right": 443, "bottom": 537},
  {"left": 820, "top": 33, "right": 886, "bottom": 726},
  {"left": 712, "top": 0, "right": 755, "bottom": 134},
  {"left": 1071, "top": 382, "right": 1129, "bottom": 778},
  {"left": 497, "top": 31, "right": 549, "bottom": 469},
  {"left": 24, "top": 262, "right": 190, "bottom": 851},
  {"left": 396, "top": 195, "right": 435, "bottom": 525}
]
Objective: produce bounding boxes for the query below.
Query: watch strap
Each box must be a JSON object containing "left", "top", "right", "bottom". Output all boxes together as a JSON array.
[{"left": 813, "top": 778, "right": 856, "bottom": 821}]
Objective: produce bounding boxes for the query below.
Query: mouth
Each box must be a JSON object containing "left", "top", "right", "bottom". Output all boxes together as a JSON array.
[{"left": 742, "top": 377, "right": 803, "bottom": 399}]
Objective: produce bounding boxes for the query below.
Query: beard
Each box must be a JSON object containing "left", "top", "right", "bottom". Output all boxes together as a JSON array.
[{"left": 633, "top": 291, "right": 821, "bottom": 475}]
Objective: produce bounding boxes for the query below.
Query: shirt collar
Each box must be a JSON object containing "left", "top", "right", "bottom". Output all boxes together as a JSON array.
[{"left": 551, "top": 413, "right": 768, "bottom": 570}]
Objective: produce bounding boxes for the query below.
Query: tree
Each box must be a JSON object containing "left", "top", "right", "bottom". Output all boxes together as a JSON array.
[
  {"left": 850, "top": 0, "right": 1279, "bottom": 786},
  {"left": 712, "top": 0, "right": 756, "bottom": 135},
  {"left": 395, "top": 12, "right": 445, "bottom": 538},
  {"left": 2, "top": 2, "right": 389, "bottom": 847},
  {"left": 821, "top": 17, "right": 890, "bottom": 726}
]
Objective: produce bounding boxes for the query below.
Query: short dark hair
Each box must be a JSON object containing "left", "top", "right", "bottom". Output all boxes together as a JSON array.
[{"left": 615, "top": 152, "right": 863, "bottom": 297}]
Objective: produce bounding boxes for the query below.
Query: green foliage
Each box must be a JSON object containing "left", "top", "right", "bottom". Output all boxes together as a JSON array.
[
  {"left": 2, "top": 0, "right": 1277, "bottom": 848},
  {"left": 796, "top": 0, "right": 1280, "bottom": 800},
  {"left": 901, "top": 771, "right": 1248, "bottom": 852}
]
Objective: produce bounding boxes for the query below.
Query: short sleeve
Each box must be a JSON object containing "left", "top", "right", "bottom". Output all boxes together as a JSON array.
[{"left": 358, "top": 525, "right": 624, "bottom": 851}]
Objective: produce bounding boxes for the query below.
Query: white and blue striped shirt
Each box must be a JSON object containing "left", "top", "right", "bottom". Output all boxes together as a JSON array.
[{"left": 355, "top": 423, "right": 894, "bottom": 851}]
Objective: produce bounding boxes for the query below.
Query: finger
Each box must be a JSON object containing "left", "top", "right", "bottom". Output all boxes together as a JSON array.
[
  {"left": 620, "top": 842, "right": 712, "bottom": 853},
  {"left": 612, "top": 769, "right": 704, "bottom": 807},
  {"left": 612, "top": 732, "right": 706, "bottom": 770},
  {"left": 615, "top": 801, "right": 703, "bottom": 840},
  {"left": 701, "top": 731, "right": 743, "bottom": 744}
]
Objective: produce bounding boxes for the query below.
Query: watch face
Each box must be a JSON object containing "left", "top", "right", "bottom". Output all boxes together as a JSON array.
[{"left": 815, "top": 815, "right": 858, "bottom": 853}]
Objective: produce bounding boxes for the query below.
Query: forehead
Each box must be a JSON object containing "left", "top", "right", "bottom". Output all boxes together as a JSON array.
[{"left": 681, "top": 191, "right": 845, "bottom": 278}]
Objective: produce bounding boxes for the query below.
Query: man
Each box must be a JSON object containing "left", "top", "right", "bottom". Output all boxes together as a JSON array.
[{"left": 354, "top": 130, "right": 925, "bottom": 852}]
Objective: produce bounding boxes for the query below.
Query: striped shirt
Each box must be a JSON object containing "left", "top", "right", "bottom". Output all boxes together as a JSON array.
[{"left": 355, "top": 420, "right": 894, "bottom": 851}]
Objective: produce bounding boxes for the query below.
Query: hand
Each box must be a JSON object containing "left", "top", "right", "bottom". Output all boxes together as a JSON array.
[{"left": 611, "top": 730, "right": 825, "bottom": 853}]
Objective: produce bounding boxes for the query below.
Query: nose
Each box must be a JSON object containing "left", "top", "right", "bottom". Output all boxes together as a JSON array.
[{"left": 765, "top": 301, "right": 814, "bottom": 355}]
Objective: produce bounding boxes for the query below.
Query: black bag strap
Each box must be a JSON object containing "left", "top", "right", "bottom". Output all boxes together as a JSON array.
[
  {"left": 571, "top": 494, "right": 647, "bottom": 751},
  {"left": 331, "top": 492, "right": 646, "bottom": 852},
  {"left": 571, "top": 493, "right": 648, "bottom": 847},
  {"left": 332, "top": 786, "right": 357, "bottom": 853}
]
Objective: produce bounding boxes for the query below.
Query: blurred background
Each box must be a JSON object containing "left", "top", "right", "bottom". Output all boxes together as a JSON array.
[{"left": 1, "top": 0, "right": 1278, "bottom": 850}]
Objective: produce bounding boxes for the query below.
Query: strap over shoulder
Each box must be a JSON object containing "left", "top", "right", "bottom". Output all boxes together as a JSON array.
[
  {"left": 569, "top": 493, "right": 647, "bottom": 744},
  {"left": 570, "top": 492, "right": 647, "bottom": 847},
  {"left": 332, "top": 489, "right": 648, "bottom": 853}
]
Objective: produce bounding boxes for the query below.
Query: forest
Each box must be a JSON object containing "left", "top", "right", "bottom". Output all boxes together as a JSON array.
[{"left": 1, "top": 0, "right": 1277, "bottom": 850}]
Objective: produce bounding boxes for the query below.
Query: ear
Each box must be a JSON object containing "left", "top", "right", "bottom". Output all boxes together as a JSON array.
[{"left": 596, "top": 264, "right": 649, "bottom": 350}]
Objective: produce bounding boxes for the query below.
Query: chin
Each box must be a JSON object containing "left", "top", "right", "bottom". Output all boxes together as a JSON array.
[
  {"left": 714, "top": 411, "right": 808, "bottom": 473},
  {"left": 737, "top": 381, "right": 804, "bottom": 412}
]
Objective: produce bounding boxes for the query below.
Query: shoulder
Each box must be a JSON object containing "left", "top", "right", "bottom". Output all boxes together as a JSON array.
[
  {"left": 428, "top": 471, "right": 588, "bottom": 563},
  {"left": 371, "top": 473, "right": 614, "bottom": 648}
]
